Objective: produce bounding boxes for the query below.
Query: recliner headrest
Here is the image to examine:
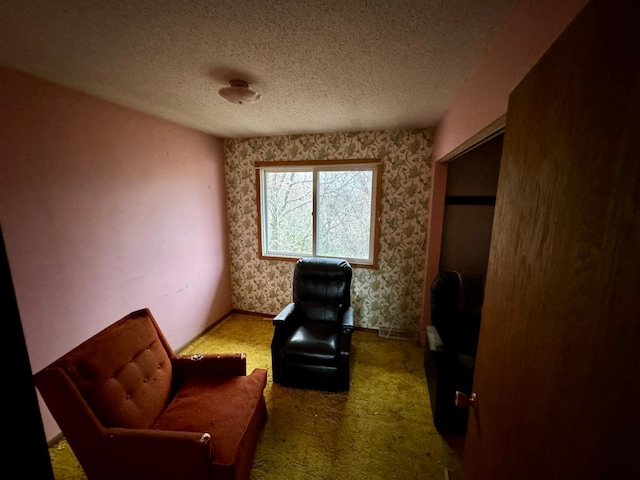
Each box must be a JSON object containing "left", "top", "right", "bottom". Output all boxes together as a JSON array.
[
  {"left": 294, "top": 257, "right": 352, "bottom": 279},
  {"left": 293, "top": 257, "right": 352, "bottom": 321}
]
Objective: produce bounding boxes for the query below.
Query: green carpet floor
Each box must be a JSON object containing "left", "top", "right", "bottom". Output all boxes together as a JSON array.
[{"left": 48, "top": 313, "right": 464, "bottom": 479}]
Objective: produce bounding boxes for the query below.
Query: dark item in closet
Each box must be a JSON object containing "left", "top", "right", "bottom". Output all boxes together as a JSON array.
[{"left": 425, "top": 271, "right": 484, "bottom": 434}]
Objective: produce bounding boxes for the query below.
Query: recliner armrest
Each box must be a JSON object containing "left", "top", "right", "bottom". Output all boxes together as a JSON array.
[
  {"left": 426, "top": 325, "right": 445, "bottom": 354},
  {"left": 342, "top": 307, "right": 355, "bottom": 333},
  {"left": 172, "top": 352, "right": 247, "bottom": 377},
  {"left": 273, "top": 303, "right": 296, "bottom": 324},
  {"left": 426, "top": 325, "right": 476, "bottom": 374}
]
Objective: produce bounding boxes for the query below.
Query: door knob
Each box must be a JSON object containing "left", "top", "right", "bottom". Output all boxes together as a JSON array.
[{"left": 455, "top": 391, "right": 477, "bottom": 409}]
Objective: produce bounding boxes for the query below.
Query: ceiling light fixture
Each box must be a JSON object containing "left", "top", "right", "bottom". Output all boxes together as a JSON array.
[{"left": 218, "top": 79, "right": 261, "bottom": 105}]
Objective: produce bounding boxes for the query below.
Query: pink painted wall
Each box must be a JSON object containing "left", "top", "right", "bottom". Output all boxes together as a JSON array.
[
  {"left": 431, "top": 0, "right": 588, "bottom": 161},
  {"left": 0, "top": 67, "right": 233, "bottom": 441}
]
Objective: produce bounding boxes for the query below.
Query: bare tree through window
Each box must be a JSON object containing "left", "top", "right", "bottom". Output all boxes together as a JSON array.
[
  {"left": 264, "top": 171, "right": 312, "bottom": 254},
  {"left": 257, "top": 160, "right": 381, "bottom": 267},
  {"left": 317, "top": 170, "right": 372, "bottom": 259}
]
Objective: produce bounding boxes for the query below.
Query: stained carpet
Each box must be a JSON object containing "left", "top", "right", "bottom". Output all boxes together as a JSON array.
[{"left": 48, "top": 313, "right": 464, "bottom": 479}]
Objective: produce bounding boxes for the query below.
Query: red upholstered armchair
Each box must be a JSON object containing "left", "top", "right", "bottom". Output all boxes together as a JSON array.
[{"left": 33, "top": 308, "right": 267, "bottom": 480}]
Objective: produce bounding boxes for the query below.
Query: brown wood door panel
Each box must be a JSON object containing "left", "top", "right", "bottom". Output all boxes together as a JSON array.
[{"left": 463, "top": 1, "right": 640, "bottom": 478}]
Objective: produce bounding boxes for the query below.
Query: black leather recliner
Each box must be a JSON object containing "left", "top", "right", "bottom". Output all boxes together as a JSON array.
[
  {"left": 424, "top": 271, "right": 484, "bottom": 434},
  {"left": 271, "top": 257, "right": 354, "bottom": 391}
]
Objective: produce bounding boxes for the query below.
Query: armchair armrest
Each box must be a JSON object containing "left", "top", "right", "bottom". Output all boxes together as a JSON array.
[
  {"left": 101, "top": 427, "right": 212, "bottom": 479},
  {"left": 273, "top": 303, "right": 296, "bottom": 324},
  {"left": 172, "top": 352, "right": 247, "bottom": 377},
  {"left": 341, "top": 307, "right": 355, "bottom": 333}
]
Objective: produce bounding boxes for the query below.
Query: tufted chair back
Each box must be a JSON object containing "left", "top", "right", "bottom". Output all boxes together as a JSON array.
[
  {"left": 292, "top": 257, "right": 352, "bottom": 324},
  {"left": 57, "top": 312, "right": 173, "bottom": 429}
]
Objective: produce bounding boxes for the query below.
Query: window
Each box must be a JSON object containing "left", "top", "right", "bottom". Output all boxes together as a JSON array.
[{"left": 256, "top": 159, "right": 382, "bottom": 268}]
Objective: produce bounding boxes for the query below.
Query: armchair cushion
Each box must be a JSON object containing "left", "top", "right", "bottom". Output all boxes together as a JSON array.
[{"left": 152, "top": 370, "right": 267, "bottom": 475}]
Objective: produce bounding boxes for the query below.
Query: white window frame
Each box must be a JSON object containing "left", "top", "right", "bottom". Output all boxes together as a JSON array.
[{"left": 255, "top": 159, "right": 382, "bottom": 268}]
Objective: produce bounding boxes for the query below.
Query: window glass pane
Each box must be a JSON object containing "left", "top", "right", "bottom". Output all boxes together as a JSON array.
[
  {"left": 317, "top": 170, "right": 373, "bottom": 259},
  {"left": 264, "top": 170, "right": 313, "bottom": 255}
]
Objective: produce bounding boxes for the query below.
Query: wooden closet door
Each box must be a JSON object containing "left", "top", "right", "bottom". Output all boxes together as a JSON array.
[{"left": 462, "top": 1, "right": 640, "bottom": 478}]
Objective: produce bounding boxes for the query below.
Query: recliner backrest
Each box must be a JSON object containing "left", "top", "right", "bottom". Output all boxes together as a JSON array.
[
  {"left": 430, "top": 271, "right": 462, "bottom": 330},
  {"left": 293, "top": 257, "right": 352, "bottom": 323},
  {"left": 430, "top": 271, "right": 484, "bottom": 355}
]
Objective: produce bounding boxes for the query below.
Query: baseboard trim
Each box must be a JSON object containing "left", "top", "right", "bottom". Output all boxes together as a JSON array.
[
  {"left": 227, "top": 310, "right": 416, "bottom": 338},
  {"left": 46, "top": 431, "right": 65, "bottom": 448},
  {"left": 176, "top": 308, "right": 235, "bottom": 352},
  {"left": 378, "top": 327, "right": 420, "bottom": 341},
  {"left": 231, "top": 309, "right": 275, "bottom": 318}
]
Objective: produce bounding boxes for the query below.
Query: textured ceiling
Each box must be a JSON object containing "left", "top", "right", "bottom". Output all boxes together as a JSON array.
[{"left": 0, "top": 0, "right": 518, "bottom": 138}]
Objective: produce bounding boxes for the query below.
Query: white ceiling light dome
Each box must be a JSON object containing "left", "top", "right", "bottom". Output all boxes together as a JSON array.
[{"left": 218, "top": 79, "right": 262, "bottom": 104}]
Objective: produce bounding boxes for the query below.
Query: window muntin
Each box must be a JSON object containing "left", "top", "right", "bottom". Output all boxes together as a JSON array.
[{"left": 256, "top": 160, "right": 381, "bottom": 268}]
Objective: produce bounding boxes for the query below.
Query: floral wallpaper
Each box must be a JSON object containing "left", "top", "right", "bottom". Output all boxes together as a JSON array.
[{"left": 224, "top": 129, "right": 433, "bottom": 334}]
